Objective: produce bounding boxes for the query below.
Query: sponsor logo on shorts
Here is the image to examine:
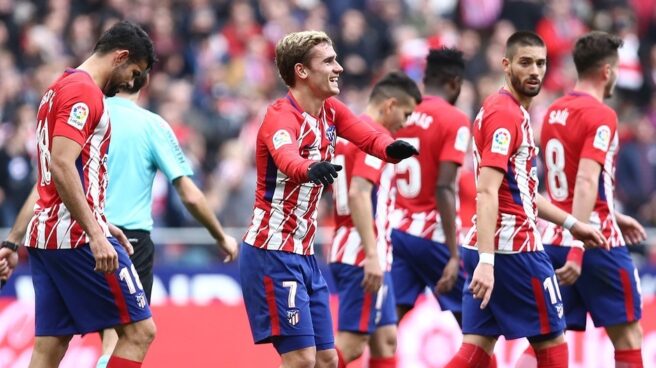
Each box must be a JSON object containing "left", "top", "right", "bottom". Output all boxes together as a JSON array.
[
  {"left": 287, "top": 309, "right": 300, "bottom": 326},
  {"left": 556, "top": 303, "right": 564, "bottom": 319}
]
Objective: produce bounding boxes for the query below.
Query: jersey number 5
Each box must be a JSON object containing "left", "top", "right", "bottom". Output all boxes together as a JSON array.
[
  {"left": 395, "top": 138, "right": 421, "bottom": 198},
  {"left": 545, "top": 139, "right": 567, "bottom": 201}
]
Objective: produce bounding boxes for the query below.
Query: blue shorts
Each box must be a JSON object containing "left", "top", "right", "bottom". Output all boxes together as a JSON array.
[
  {"left": 330, "top": 263, "right": 397, "bottom": 334},
  {"left": 239, "top": 243, "right": 334, "bottom": 353},
  {"left": 461, "top": 248, "right": 566, "bottom": 340},
  {"left": 28, "top": 238, "right": 151, "bottom": 336},
  {"left": 390, "top": 229, "right": 465, "bottom": 312},
  {"left": 544, "top": 245, "right": 642, "bottom": 330}
]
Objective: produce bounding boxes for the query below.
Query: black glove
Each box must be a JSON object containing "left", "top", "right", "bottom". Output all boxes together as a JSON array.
[
  {"left": 307, "top": 161, "right": 343, "bottom": 185},
  {"left": 386, "top": 140, "right": 419, "bottom": 160}
]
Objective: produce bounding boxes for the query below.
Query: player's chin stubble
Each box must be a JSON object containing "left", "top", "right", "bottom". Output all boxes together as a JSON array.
[{"left": 510, "top": 73, "right": 541, "bottom": 98}]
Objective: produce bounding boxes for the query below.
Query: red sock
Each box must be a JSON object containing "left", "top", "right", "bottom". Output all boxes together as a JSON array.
[
  {"left": 369, "top": 356, "right": 396, "bottom": 368},
  {"left": 489, "top": 354, "right": 497, "bottom": 368},
  {"left": 615, "top": 349, "right": 643, "bottom": 368},
  {"left": 516, "top": 346, "right": 537, "bottom": 368},
  {"left": 534, "top": 343, "right": 568, "bottom": 368},
  {"left": 445, "top": 343, "right": 492, "bottom": 368},
  {"left": 107, "top": 356, "right": 142, "bottom": 368},
  {"left": 336, "top": 347, "right": 347, "bottom": 368}
]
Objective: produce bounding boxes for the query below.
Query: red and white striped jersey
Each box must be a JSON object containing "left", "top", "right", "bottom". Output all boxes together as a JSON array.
[
  {"left": 244, "top": 94, "right": 395, "bottom": 255},
  {"left": 25, "top": 69, "right": 111, "bottom": 249},
  {"left": 465, "top": 89, "right": 542, "bottom": 253},
  {"left": 540, "top": 91, "right": 624, "bottom": 247},
  {"left": 393, "top": 96, "right": 470, "bottom": 243},
  {"left": 330, "top": 116, "right": 392, "bottom": 269}
]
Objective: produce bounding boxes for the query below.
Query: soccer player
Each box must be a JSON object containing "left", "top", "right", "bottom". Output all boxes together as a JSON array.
[
  {"left": 238, "top": 31, "right": 418, "bottom": 368},
  {"left": 0, "top": 21, "right": 156, "bottom": 368},
  {"left": 94, "top": 73, "right": 240, "bottom": 367},
  {"left": 329, "top": 71, "right": 421, "bottom": 368},
  {"left": 390, "top": 47, "right": 469, "bottom": 325},
  {"left": 445, "top": 31, "right": 607, "bottom": 368},
  {"left": 522, "top": 31, "right": 644, "bottom": 367}
]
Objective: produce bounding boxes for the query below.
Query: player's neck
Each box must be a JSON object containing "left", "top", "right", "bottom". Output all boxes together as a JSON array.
[
  {"left": 424, "top": 87, "right": 446, "bottom": 101},
  {"left": 503, "top": 84, "right": 532, "bottom": 110},
  {"left": 572, "top": 80, "right": 605, "bottom": 102},
  {"left": 288, "top": 87, "right": 325, "bottom": 117},
  {"left": 363, "top": 104, "right": 383, "bottom": 126},
  {"left": 76, "top": 54, "right": 111, "bottom": 91}
]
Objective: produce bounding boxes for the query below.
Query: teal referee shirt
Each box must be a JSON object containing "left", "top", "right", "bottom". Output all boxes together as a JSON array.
[{"left": 105, "top": 96, "right": 193, "bottom": 231}]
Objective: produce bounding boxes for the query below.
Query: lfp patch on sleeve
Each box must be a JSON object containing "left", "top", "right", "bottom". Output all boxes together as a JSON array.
[
  {"left": 67, "top": 102, "right": 89, "bottom": 130},
  {"left": 491, "top": 128, "right": 511, "bottom": 155},
  {"left": 273, "top": 129, "right": 292, "bottom": 149},
  {"left": 593, "top": 125, "right": 611, "bottom": 151},
  {"left": 454, "top": 126, "right": 470, "bottom": 152}
]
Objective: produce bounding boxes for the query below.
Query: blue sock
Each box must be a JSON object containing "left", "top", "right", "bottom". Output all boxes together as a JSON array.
[{"left": 96, "top": 354, "right": 111, "bottom": 368}]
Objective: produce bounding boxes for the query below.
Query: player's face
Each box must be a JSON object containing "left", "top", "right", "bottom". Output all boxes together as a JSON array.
[
  {"left": 301, "top": 43, "right": 343, "bottom": 99},
  {"left": 603, "top": 59, "right": 619, "bottom": 98},
  {"left": 104, "top": 59, "right": 149, "bottom": 97},
  {"left": 504, "top": 46, "right": 547, "bottom": 98},
  {"left": 383, "top": 97, "right": 416, "bottom": 133}
]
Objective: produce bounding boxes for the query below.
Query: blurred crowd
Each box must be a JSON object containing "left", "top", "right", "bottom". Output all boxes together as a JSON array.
[{"left": 1, "top": 0, "right": 656, "bottom": 265}]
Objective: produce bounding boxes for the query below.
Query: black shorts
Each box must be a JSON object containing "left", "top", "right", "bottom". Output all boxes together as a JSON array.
[{"left": 120, "top": 228, "right": 155, "bottom": 304}]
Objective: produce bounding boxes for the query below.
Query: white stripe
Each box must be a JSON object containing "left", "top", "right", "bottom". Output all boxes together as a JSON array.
[
  {"left": 55, "top": 204, "right": 71, "bottom": 248},
  {"left": 407, "top": 213, "right": 426, "bottom": 236},
  {"left": 265, "top": 169, "right": 293, "bottom": 250},
  {"left": 86, "top": 108, "right": 110, "bottom": 235},
  {"left": 36, "top": 209, "right": 49, "bottom": 249},
  {"left": 245, "top": 207, "right": 266, "bottom": 245},
  {"left": 497, "top": 213, "right": 516, "bottom": 251},
  {"left": 330, "top": 226, "right": 349, "bottom": 261},
  {"left": 341, "top": 229, "right": 362, "bottom": 265},
  {"left": 288, "top": 183, "right": 315, "bottom": 253}
]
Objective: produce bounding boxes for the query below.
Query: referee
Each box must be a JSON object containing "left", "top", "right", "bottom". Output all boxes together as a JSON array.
[{"left": 97, "top": 74, "right": 238, "bottom": 368}]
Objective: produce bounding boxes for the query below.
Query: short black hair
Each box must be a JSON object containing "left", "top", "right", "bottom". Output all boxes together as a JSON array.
[
  {"left": 573, "top": 31, "right": 623, "bottom": 77},
  {"left": 93, "top": 20, "right": 156, "bottom": 70},
  {"left": 424, "top": 47, "right": 465, "bottom": 87},
  {"left": 370, "top": 71, "right": 422, "bottom": 105},
  {"left": 120, "top": 72, "right": 148, "bottom": 94},
  {"left": 505, "top": 31, "right": 545, "bottom": 59}
]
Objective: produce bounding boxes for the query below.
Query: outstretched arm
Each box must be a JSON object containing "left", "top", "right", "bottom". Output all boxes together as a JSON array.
[{"left": 173, "top": 176, "right": 238, "bottom": 262}]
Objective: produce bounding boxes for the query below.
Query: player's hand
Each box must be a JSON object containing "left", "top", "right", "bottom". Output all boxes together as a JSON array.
[
  {"left": 0, "top": 247, "right": 18, "bottom": 282},
  {"left": 108, "top": 223, "right": 133, "bottom": 256},
  {"left": 435, "top": 257, "right": 459, "bottom": 295},
  {"left": 555, "top": 260, "right": 581, "bottom": 286},
  {"left": 362, "top": 255, "right": 383, "bottom": 293},
  {"left": 615, "top": 213, "right": 647, "bottom": 245},
  {"left": 385, "top": 140, "right": 419, "bottom": 160},
  {"left": 307, "top": 161, "right": 342, "bottom": 185},
  {"left": 89, "top": 236, "right": 119, "bottom": 273},
  {"left": 470, "top": 263, "right": 494, "bottom": 309},
  {"left": 570, "top": 221, "right": 609, "bottom": 250},
  {"left": 219, "top": 235, "right": 239, "bottom": 263}
]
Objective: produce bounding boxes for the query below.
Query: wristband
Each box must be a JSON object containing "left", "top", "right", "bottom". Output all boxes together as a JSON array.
[
  {"left": 563, "top": 214, "right": 577, "bottom": 230},
  {"left": 478, "top": 252, "right": 495, "bottom": 266},
  {"left": 1, "top": 240, "right": 18, "bottom": 252},
  {"left": 566, "top": 246, "right": 584, "bottom": 267}
]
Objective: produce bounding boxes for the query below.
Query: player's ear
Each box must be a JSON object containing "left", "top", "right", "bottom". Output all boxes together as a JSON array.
[
  {"left": 603, "top": 63, "right": 611, "bottom": 81},
  {"left": 295, "top": 63, "right": 308, "bottom": 81},
  {"left": 113, "top": 50, "right": 129, "bottom": 66},
  {"left": 502, "top": 57, "right": 510, "bottom": 73}
]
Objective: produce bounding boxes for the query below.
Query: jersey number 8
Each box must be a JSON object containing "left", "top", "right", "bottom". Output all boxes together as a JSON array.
[{"left": 545, "top": 139, "right": 567, "bottom": 201}]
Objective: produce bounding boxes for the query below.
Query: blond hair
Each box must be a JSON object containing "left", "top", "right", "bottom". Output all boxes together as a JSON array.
[{"left": 275, "top": 31, "right": 333, "bottom": 87}]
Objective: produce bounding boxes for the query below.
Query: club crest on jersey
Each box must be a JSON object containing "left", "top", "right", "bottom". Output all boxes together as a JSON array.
[
  {"left": 67, "top": 102, "right": 89, "bottom": 130},
  {"left": 273, "top": 129, "right": 292, "bottom": 149},
  {"left": 491, "top": 128, "right": 511, "bottom": 155},
  {"left": 325, "top": 125, "right": 337, "bottom": 145},
  {"left": 136, "top": 292, "right": 147, "bottom": 309},
  {"left": 287, "top": 309, "right": 300, "bottom": 326},
  {"left": 593, "top": 125, "right": 611, "bottom": 151}
]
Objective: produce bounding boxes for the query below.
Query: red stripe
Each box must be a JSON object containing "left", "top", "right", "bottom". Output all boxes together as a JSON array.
[
  {"left": 264, "top": 276, "right": 280, "bottom": 336},
  {"left": 334, "top": 229, "right": 351, "bottom": 263},
  {"left": 359, "top": 292, "right": 372, "bottom": 332},
  {"left": 105, "top": 274, "right": 131, "bottom": 324},
  {"left": 531, "top": 277, "right": 550, "bottom": 335},
  {"left": 619, "top": 269, "right": 636, "bottom": 322}
]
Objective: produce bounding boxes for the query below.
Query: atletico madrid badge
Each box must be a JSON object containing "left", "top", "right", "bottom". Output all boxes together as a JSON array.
[{"left": 287, "top": 309, "right": 300, "bottom": 326}]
